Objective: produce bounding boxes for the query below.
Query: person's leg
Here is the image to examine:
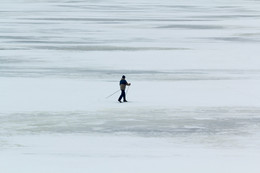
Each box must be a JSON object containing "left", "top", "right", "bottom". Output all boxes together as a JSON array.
[
  {"left": 122, "top": 90, "right": 127, "bottom": 101},
  {"left": 118, "top": 90, "right": 124, "bottom": 101}
]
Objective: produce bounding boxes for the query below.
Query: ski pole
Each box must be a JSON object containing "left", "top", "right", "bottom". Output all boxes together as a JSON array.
[
  {"left": 106, "top": 89, "right": 120, "bottom": 99},
  {"left": 126, "top": 85, "right": 130, "bottom": 95}
]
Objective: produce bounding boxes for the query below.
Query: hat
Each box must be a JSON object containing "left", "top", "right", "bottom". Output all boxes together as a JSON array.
[{"left": 122, "top": 75, "right": 126, "bottom": 78}]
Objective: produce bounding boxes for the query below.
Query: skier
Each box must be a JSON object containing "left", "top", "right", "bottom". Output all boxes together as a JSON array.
[{"left": 118, "top": 75, "right": 131, "bottom": 103}]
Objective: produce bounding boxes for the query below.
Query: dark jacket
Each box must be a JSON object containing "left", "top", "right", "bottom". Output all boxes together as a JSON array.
[{"left": 119, "top": 78, "right": 128, "bottom": 90}]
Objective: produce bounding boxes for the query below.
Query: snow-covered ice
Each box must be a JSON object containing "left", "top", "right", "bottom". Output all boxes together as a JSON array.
[{"left": 1, "top": 0, "right": 260, "bottom": 172}]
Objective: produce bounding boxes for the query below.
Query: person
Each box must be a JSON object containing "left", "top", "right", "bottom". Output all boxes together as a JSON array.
[{"left": 118, "top": 75, "right": 131, "bottom": 103}]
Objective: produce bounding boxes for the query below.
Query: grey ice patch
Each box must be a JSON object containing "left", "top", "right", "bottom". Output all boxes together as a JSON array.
[
  {"left": 2, "top": 107, "right": 260, "bottom": 137},
  {"left": 1, "top": 107, "right": 260, "bottom": 148},
  {"left": 33, "top": 45, "right": 188, "bottom": 51},
  {"left": 157, "top": 24, "right": 225, "bottom": 30},
  {"left": 23, "top": 17, "right": 216, "bottom": 22},
  {"left": 209, "top": 37, "right": 260, "bottom": 43},
  {"left": 1, "top": 67, "right": 260, "bottom": 80},
  {"left": 190, "top": 14, "right": 260, "bottom": 19}
]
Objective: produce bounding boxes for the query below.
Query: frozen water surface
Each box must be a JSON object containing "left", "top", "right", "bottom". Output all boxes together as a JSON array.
[{"left": 1, "top": 0, "right": 260, "bottom": 172}]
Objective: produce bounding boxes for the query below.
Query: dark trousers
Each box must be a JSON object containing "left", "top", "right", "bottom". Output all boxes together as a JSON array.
[{"left": 118, "top": 90, "right": 126, "bottom": 101}]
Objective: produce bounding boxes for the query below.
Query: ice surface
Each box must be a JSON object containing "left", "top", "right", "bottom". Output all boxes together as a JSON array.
[{"left": 1, "top": 0, "right": 260, "bottom": 172}]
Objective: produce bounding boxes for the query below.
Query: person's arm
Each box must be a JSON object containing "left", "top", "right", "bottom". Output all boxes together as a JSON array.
[{"left": 124, "top": 80, "right": 131, "bottom": 86}]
